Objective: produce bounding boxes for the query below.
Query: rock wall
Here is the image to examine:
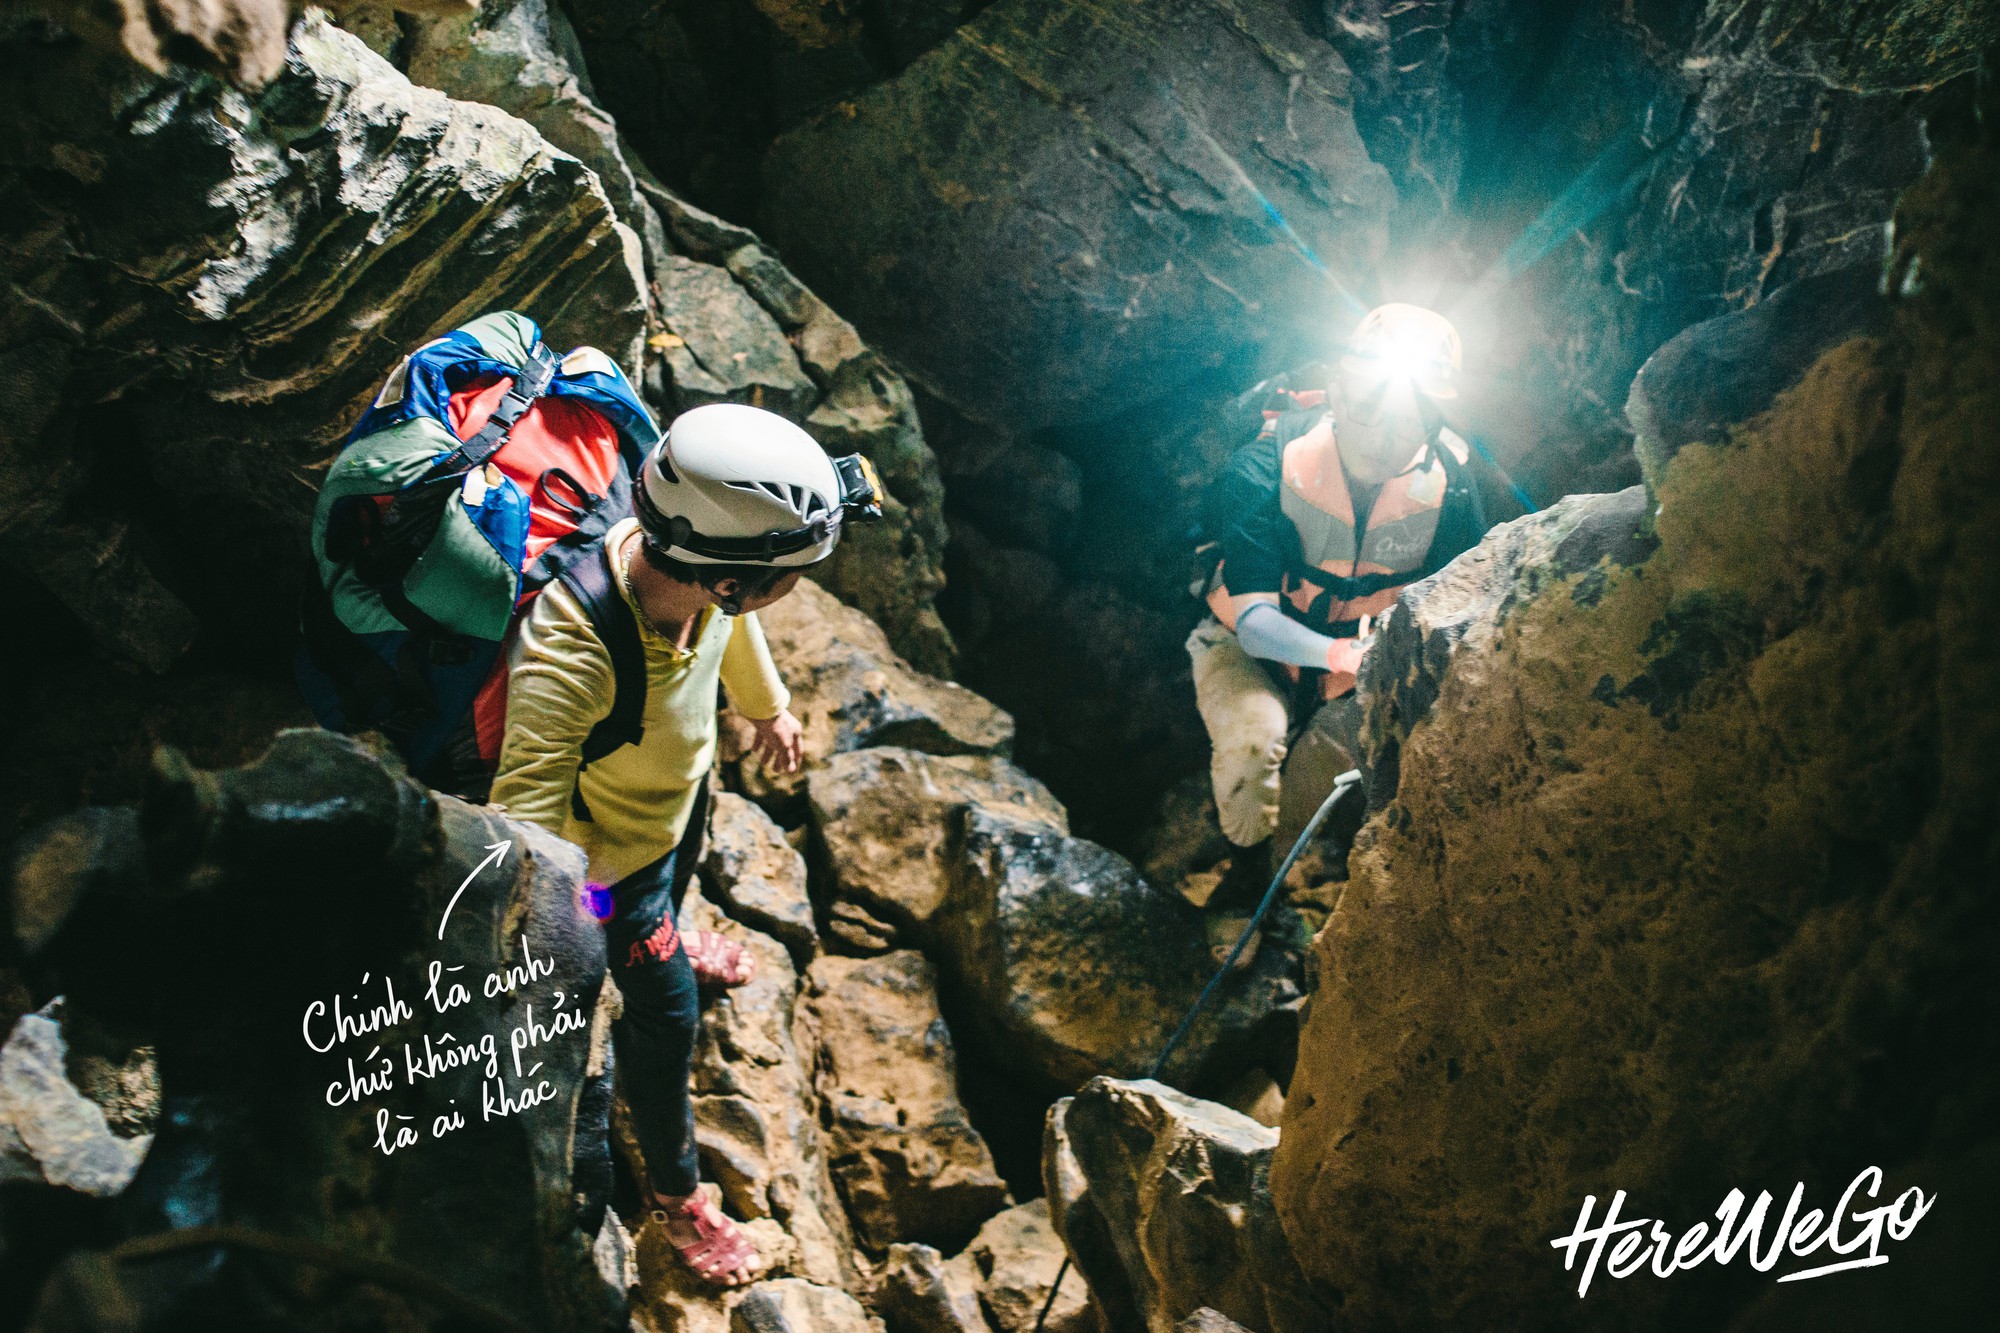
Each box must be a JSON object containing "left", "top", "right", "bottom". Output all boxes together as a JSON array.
[
  {"left": 0, "top": 10, "right": 646, "bottom": 673},
  {"left": 1269, "top": 91, "right": 2000, "bottom": 1330}
]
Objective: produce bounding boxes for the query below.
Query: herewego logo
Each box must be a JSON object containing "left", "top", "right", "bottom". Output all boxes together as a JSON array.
[{"left": 1550, "top": 1167, "right": 1934, "bottom": 1297}]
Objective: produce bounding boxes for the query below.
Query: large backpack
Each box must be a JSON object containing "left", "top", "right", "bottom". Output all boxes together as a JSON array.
[{"left": 298, "top": 312, "right": 658, "bottom": 792}]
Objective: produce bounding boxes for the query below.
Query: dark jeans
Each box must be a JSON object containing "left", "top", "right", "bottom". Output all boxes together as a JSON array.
[{"left": 601, "top": 785, "right": 708, "bottom": 1199}]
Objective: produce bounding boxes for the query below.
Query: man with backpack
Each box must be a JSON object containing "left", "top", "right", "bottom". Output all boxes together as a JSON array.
[
  {"left": 303, "top": 315, "right": 883, "bottom": 1287},
  {"left": 490, "top": 401, "right": 880, "bottom": 1287},
  {"left": 1190, "top": 304, "right": 1491, "bottom": 897}
]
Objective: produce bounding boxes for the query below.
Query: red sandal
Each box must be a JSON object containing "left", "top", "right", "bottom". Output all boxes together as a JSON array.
[
  {"left": 653, "top": 1188, "right": 761, "bottom": 1287},
  {"left": 684, "top": 929, "right": 755, "bottom": 988}
]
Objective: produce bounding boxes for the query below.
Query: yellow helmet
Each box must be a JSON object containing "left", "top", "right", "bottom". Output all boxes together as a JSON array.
[{"left": 1340, "top": 303, "right": 1462, "bottom": 400}]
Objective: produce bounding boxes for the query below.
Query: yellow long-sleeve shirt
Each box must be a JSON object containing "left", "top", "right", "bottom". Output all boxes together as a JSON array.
[{"left": 491, "top": 520, "right": 789, "bottom": 886}]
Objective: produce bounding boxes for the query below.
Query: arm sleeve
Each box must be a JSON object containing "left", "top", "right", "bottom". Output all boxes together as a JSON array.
[
  {"left": 1236, "top": 602, "right": 1340, "bottom": 670},
  {"left": 1211, "top": 437, "right": 1292, "bottom": 596},
  {"left": 489, "top": 582, "right": 616, "bottom": 835},
  {"left": 720, "top": 612, "right": 790, "bottom": 721}
]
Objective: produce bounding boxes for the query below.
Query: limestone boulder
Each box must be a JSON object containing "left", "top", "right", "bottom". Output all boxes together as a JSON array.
[
  {"left": 732, "top": 579, "right": 1013, "bottom": 808},
  {"left": 804, "top": 951, "right": 1009, "bottom": 1254},
  {"left": 962, "top": 1200, "right": 1091, "bottom": 1333},
  {"left": 1045, "top": 1079, "right": 1324, "bottom": 1333},
  {"left": 644, "top": 185, "right": 956, "bottom": 674},
  {"left": 0, "top": 1003, "right": 150, "bottom": 1196},
  {"left": 1270, "top": 108, "right": 2000, "bottom": 1330},
  {"left": 702, "top": 792, "right": 819, "bottom": 968},
  {"left": 729, "top": 1278, "right": 885, "bottom": 1333},
  {"left": 809, "top": 749, "right": 1065, "bottom": 947},
  {"left": 934, "top": 809, "right": 1304, "bottom": 1090},
  {"left": 876, "top": 1241, "right": 989, "bottom": 1333}
]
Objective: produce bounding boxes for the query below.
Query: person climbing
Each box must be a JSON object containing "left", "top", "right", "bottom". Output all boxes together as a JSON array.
[
  {"left": 1189, "top": 304, "right": 1491, "bottom": 896},
  {"left": 489, "top": 401, "right": 882, "bottom": 1287}
]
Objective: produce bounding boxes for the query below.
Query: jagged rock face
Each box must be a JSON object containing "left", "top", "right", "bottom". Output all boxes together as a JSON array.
[
  {"left": 0, "top": 12, "right": 645, "bottom": 672},
  {"left": 759, "top": 0, "right": 1393, "bottom": 432},
  {"left": 1271, "top": 105, "right": 2000, "bottom": 1329},
  {"left": 728, "top": 579, "right": 1013, "bottom": 812},
  {"left": 9, "top": 729, "right": 617, "bottom": 1329},
  {"left": 804, "top": 951, "right": 1010, "bottom": 1255},
  {"left": 1046, "top": 1079, "right": 1326, "bottom": 1333}
]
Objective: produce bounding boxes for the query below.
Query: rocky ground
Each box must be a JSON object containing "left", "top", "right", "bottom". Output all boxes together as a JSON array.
[{"left": 4, "top": 3, "right": 1998, "bottom": 1332}]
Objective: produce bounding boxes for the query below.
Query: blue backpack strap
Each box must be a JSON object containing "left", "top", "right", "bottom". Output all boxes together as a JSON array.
[{"left": 555, "top": 542, "right": 648, "bottom": 823}]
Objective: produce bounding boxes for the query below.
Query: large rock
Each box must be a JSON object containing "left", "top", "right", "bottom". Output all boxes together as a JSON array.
[
  {"left": 809, "top": 748, "right": 1065, "bottom": 946},
  {"left": 759, "top": 0, "right": 1392, "bottom": 431},
  {"left": 0, "top": 1003, "right": 150, "bottom": 1196},
  {"left": 729, "top": 1278, "right": 884, "bottom": 1333},
  {"left": 1270, "top": 105, "right": 2000, "bottom": 1330},
  {"left": 730, "top": 579, "right": 1013, "bottom": 808},
  {"left": 701, "top": 791, "right": 819, "bottom": 968},
  {"left": 935, "top": 808, "right": 1304, "bottom": 1090},
  {"left": 804, "top": 952, "right": 1009, "bottom": 1254},
  {"left": 1045, "top": 1079, "right": 1324, "bottom": 1333},
  {"left": 961, "top": 1199, "right": 1090, "bottom": 1333},
  {"left": 0, "top": 12, "right": 646, "bottom": 672},
  {"left": 8, "top": 728, "right": 619, "bottom": 1329},
  {"left": 876, "top": 1241, "right": 990, "bottom": 1333}
]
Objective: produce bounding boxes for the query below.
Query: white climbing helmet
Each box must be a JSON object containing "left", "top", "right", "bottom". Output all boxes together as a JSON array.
[{"left": 635, "top": 402, "right": 883, "bottom": 567}]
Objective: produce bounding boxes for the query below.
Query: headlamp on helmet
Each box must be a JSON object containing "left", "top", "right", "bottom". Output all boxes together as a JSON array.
[{"left": 1339, "top": 303, "right": 1462, "bottom": 401}]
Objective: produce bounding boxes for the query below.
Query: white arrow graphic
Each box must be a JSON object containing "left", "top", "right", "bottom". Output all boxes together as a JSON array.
[{"left": 439, "top": 840, "right": 512, "bottom": 940}]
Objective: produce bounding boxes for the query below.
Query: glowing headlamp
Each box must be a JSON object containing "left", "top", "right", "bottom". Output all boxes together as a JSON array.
[{"left": 1339, "top": 303, "right": 1462, "bottom": 401}]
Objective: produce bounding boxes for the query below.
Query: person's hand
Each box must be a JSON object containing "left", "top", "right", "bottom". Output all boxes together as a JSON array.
[
  {"left": 748, "top": 709, "right": 804, "bottom": 774},
  {"left": 1324, "top": 636, "right": 1369, "bottom": 679}
]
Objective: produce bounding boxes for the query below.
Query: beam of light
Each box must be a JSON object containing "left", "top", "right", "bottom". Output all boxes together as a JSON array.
[
  {"left": 1476, "top": 133, "right": 1659, "bottom": 295},
  {"left": 1154, "top": 82, "right": 1370, "bottom": 320}
]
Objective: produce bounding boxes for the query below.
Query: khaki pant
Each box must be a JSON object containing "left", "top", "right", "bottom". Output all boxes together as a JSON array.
[{"left": 1187, "top": 617, "right": 1367, "bottom": 850}]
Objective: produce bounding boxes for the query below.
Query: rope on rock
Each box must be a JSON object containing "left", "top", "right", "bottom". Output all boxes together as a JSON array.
[{"left": 1032, "top": 768, "right": 1366, "bottom": 1333}]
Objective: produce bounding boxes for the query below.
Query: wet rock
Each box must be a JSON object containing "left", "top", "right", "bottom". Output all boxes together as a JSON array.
[
  {"left": 760, "top": 0, "right": 1392, "bottom": 431},
  {"left": 1271, "top": 113, "right": 2000, "bottom": 1330},
  {"left": 1046, "top": 1078, "right": 1324, "bottom": 1333},
  {"left": 732, "top": 579, "right": 1012, "bottom": 809},
  {"left": 962, "top": 1199, "right": 1089, "bottom": 1333},
  {"left": 805, "top": 952, "right": 1009, "bottom": 1254},
  {"left": 0, "top": 1003, "right": 150, "bottom": 1196},
  {"left": 877, "top": 1241, "right": 989, "bottom": 1333},
  {"left": 809, "top": 749, "right": 1065, "bottom": 945},
  {"left": 0, "top": 12, "right": 646, "bottom": 672},
  {"left": 936, "top": 809, "right": 1304, "bottom": 1090},
  {"left": 730, "top": 1278, "right": 884, "bottom": 1333},
  {"left": 702, "top": 792, "right": 819, "bottom": 969}
]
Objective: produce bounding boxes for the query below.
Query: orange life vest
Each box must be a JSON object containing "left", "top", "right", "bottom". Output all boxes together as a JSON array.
[{"left": 1208, "top": 415, "right": 1471, "bottom": 696}]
